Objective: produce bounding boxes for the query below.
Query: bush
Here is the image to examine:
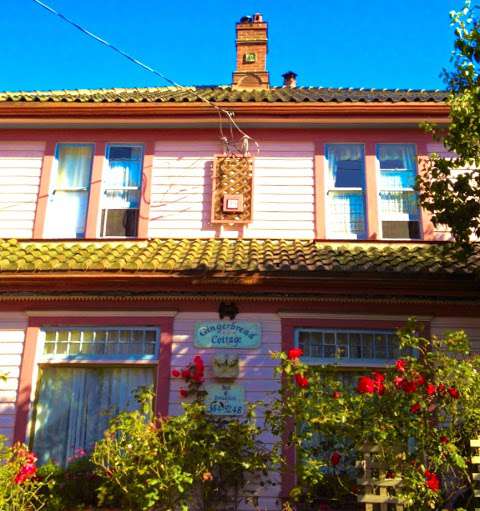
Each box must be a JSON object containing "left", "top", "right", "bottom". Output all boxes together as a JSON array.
[
  {"left": 0, "top": 439, "right": 48, "bottom": 511},
  {"left": 91, "top": 387, "right": 273, "bottom": 511},
  {"left": 267, "top": 324, "right": 480, "bottom": 510}
]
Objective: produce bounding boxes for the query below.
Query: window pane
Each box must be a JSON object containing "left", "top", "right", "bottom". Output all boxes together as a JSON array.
[
  {"left": 100, "top": 208, "right": 139, "bottom": 237},
  {"left": 32, "top": 366, "right": 154, "bottom": 465},
  {"left": 42, "top": 328, "right": 158, "bottom": 358},
  {"left": 327, "top": 191, "right": 366, "bottom": 238},
  {"left": 382, "top": 221, "right": 421, "bottom": 239},
  {"left": 378, "top": 144, "right": 416, "bottom": 170},
  {"left": 45, "top": 144, "right": 93, "bottom": 239},
  {"left": 326, "top": 144, "right": 364, "bottom": 188},
  {"left": 379, "top": 191, "right": 419, "bottom": 217}
]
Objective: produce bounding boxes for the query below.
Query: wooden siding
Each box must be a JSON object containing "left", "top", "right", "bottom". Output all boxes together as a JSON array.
[
  {"left": 0, "top": 142, "right": 45, "bottom": 239},
  {"left": 0, "top": 314, "right": 27, "bottom": 442},
  {"left": 431, "top": 317, "right": 480, "bottom": 354},
  {"left": 169, "top": 312, "right": 282, "bottom": 510},
  {"left": 150, "top": 140, "right": 315, "bottom": 239}
]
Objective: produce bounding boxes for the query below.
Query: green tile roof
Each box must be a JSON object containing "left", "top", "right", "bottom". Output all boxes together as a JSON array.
[
  {"left": 0, "top": 239, "right": 475, "bottom": 277},
  {"left": 0, "top": 86, "right": 448, "bottom": 104}
]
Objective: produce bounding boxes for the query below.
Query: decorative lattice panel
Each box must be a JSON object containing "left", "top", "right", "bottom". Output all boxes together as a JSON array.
[
  {"left": 471, "top": 439, "right": 480, "bottom": 510},
  {"left": 211, "top": 155, "right": 254, "bottom": 224},
  {"left": 357, "top": 444, "right": 404, "bottom": 511}
]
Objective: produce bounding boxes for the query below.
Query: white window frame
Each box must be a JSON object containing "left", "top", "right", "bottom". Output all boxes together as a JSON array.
[
  {"left": 324, "top": 143, "right": 367, "bottom": 240},
  {"left": 375, "top": 143, "right": 422, "bottom": 240},
  {"left": 295, "top": 328, "right": 401, "bottom": 367},
  {"left": 99, "top": 143, "right": 144, "bottom": 238}
]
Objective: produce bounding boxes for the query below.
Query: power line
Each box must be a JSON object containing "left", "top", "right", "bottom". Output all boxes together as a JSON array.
[{"left": 29, "top": 0, "right": 258, "bottom": 154}]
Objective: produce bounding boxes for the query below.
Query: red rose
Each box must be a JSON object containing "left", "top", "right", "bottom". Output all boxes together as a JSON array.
[
  {"left": 410, "top": 403, "right": 421, "bottom": 414},
  {"left": 402, "top": 380, "right": 417, "bottom": 394},
  {"left": 440, "top": 436, "right": 449, "bottom": 444},
  {"left": 425, "top": 383, "right": 436, "bottom": 396},
  {"left": 357, "top": 376, "right": 376, "bottom": 394},
  {"left": 425, "top": 471, "right": 440, "bottom": 492},
  {"left": 288, "top": 348, "right": 303, "bottom": 360},
  {"left": 437, "top": 383, "right": 446, "bottom": 395},
  {"left": 372, "top": 371, "right": 385, "bottom": 383},
  {"left": 395, "top": 359, "right": 407, "bottom": 372},
  {"left": 179, "top": 388, "right": 188, "bottom": 398},
  {"left": 295, "top": 373, "right": 309, "bottom": 388},
  {"left": 181, "top": 368, "right": 191, "bottom": 379},
  {"left": 393, "top": 375, "right": 405, "bottom": 389},
  {"left": 331, "top": 451, "right": 341, "bottom": 466},
  {"left": 332, "top": 391, "right": 342, "bottom": 399},
  {"left": 193, "top": 355, "right": 204, "bottom": 370},
  {"left": 448, "top": 386, "right": 460, "bottom": 399},
  {"left": 415, "top": 374, "right": 426, "bottom": 386},
  {"left": 14, "top": 462, "right": 37, "bottom": 485},
  {"left": 171, "top": 369, "right": 180, "bottom": 378}
]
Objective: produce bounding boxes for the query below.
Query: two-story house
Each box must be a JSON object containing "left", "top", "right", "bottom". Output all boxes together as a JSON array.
[{"left": 0, "top": 13, "right": 479, "bottom": 509}]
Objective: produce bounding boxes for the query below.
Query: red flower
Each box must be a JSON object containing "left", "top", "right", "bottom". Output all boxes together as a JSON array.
[
  {"left": 357, "top": 376, "right": 376, "bottom": 394},
  {"left": 193, "top": 355, "right": 204, "bottom": 370},
  {"left": 14, "top": 462, "right": 37, "bottom": 485},
  {"left": 402, "top": 380, "right": 418, "bottom": 394},
  {"left": 395, "top": 359, "right": 407, "bottom": 372},
  {"left": 425, "top": 470, "right": 440, "bottom": 492},
  {"left": 179, "top": 388, "right": 188, "bottom": 398},
  {"left": 295, "top": 373, "right": 309, "bottom": 388},
  {"left": 393, "top": 375, "right": 405, "bottom": 389},
  {"left": 410, "top": 403, "right": 421, "bottom": 414},
  {"left": 330, "top": 451, "right": 341, "bottom": 466},
  {"left": 332, "top": 391, "right": 342, "bottom": 399},
  {"left": 181, "top": 368, "right": 191, "bottom": 379},
  {"left": 288, "top": 348, "right": 303, "bottom": 360},
  {"left": 437, "top": 384, "right": 446, "bottom": 395},
  {"left": 372, "top": 371, "right": 385, "bottom": 383},
  {"left": 448, "top": 386, "right": 460, "bottom": 399},
  {"left": 385, "top": 470, "right": 396, "bottom": 479},
  {"left": 440, "top": 436, "right": 449, "bottom": 444},
  {"left": 425, "top": 383, "right": 436, "bottom": 396},
  {"left": 171, "top": 369, "right": 180, "bottom": 378},
  {"left": 415, "top": 374, "right": 426, "bottom": 386}
]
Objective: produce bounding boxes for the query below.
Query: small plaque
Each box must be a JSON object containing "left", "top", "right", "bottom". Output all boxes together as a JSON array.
[
  {"left": 244, "top": 52, "right": 257, "bottom": 63},
  {"left": 206, "top": 383, "right": 245, "bottom": 416},
  {"left": 194, "top": 321, "right": 261, "bottom": 349}
]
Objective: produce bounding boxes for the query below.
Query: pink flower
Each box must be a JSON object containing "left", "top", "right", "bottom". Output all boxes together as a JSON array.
[
  {"left": 288, "top": 348, "right": 303, "bottom": 360},
  {"left": 14, "top": 461, "right": 37, "bottom": 484}
]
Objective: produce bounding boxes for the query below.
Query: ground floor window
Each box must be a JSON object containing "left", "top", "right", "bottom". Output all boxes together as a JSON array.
[{"left": 31, "top": 327, "right": 159, "bottom": 465}]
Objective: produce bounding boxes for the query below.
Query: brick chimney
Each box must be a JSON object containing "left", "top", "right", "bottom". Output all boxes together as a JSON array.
[{"left": 232, "top": 13, "right": 269, "bottom": 89}]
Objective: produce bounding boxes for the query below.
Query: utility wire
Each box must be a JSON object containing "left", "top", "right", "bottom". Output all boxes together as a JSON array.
[{"left": 29, "top": 0, "right": 259, "bottom": 154}]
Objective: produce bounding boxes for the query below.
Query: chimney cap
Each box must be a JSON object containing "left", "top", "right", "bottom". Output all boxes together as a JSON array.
[
  {"left": 282, "top": 71, "right": 298, "bottom": 79},
  {"left": 239, "top": 13, "right": 263, "bottom": 23}
]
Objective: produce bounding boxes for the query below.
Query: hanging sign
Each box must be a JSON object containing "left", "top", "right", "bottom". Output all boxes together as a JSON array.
[
  {"left": 205, "top": 383, "right": 245, "bottom": 416},
  {"left": 194, "top": 321, "right": 261, "bottom": 349}
]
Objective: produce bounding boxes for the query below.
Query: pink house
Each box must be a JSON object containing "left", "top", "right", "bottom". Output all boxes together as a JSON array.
[{"left": 0, "top": 13, "right": 478, "bottom": 509}]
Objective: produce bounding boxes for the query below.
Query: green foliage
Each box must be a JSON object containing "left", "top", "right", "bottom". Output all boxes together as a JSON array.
[
  {"left": 0, "top": 439, "right": 49, "bottom": 511},
  {"left": 91, "top": 387, "right": 273, "bottom": 511},
  {"left": 267, "top": 325, "right": 480, "bottom": 510},
  {"left": 418, "top": 1, "right": 480, "bottom": 248},
  {"left": 37, "top": 455, "right": 102, "bottom": 511}
]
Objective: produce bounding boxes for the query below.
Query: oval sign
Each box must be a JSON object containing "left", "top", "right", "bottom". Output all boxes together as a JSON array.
[{"left": 194, "top": 321, "right": 261, "bottom": 349}]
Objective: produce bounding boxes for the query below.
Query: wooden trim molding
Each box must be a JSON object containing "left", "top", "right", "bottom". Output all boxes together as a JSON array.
[
  {"left": 313, "top": 141, "right": 326, "bottom": 239},
  {"left": 32, "top": 141, "right": 56, "bottom": 238},
  {"left": 138, "top": 141, "right": 154, "bottom": 238},
  {"left": 85, "top": 142, "right": 106, "bottom": 238}
]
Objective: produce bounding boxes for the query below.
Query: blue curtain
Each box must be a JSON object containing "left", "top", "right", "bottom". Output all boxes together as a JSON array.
[{"left": 32, "top": 366, "right": 154, "bottom": 466}]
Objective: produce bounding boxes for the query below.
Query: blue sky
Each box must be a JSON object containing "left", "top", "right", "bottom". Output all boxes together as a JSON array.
[{"left": 1, "top": 0, "right": 464, "bottom": 92}]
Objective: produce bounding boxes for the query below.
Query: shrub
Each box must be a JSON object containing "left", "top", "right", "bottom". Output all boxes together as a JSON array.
[
  {"left": 267, "top": 324, "right": 480, "bottom": 510},
  {"left": 0, "top": 439, "right": 48, "bottom": 511},
  {"left": 92, "top": 386, "right": 273, "bottom": 511}
]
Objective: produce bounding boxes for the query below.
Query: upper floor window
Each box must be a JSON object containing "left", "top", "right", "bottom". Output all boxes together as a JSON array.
[
  {"left": 44, "top": 144, "right": 94, "bottom": 238},
  {"left": 377, "top": 144, "right": 421, "bottom": 239},
  {"left": 44, "top": 143, "right": 143, "bottom": 239},
  {"left": 101, "top": 144, "right": 143, "bottom": 237},
  {"left": 325, "top": 144, "right": 367, "bottom": 239}
]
